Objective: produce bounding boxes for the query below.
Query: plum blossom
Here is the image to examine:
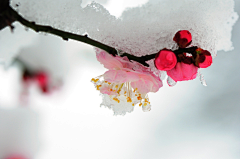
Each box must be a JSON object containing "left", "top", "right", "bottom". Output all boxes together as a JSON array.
[{"left": 91, "top": 49, "right": 162, "bottom": 115}]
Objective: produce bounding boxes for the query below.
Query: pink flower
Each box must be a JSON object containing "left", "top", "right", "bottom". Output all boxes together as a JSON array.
[
  {"left": 154, "top": 49, "right": 177, "bottom": 71},
  {"left": 173, "top": 30, "right": 192, "bottom": 48},
  {"left": 92, "top": 49, "right": 163, "bottom": 114},
  {"left": 167, "top": 62, "right": 198, "bottom": 82}
]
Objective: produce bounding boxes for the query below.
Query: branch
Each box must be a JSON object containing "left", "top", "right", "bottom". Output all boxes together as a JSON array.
[
  {"left": 0, "top": 0, "right": 15, "bottom": 30},
  {"left": 3, "top": 6, "right": 120, "bottom": 56},
  {"left": 0, "top": 4, "right": 198, "bottom": 67}
]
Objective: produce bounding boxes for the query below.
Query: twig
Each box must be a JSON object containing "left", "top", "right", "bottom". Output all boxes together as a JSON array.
[{"left": 1, "top": 5, "right": 198, "bottom": 67}]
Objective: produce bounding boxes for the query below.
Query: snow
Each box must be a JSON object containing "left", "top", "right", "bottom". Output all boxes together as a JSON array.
[
  {"left": 0, "top": 107, "right": 40, "bottom": 159},
  {"left": 6, "top": 0, "right": 237, "bottom": 70}
]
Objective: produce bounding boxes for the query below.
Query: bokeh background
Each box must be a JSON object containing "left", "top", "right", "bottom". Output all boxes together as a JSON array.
[{"left": 0, "top": 0, "right": 239, "bottom": 159}]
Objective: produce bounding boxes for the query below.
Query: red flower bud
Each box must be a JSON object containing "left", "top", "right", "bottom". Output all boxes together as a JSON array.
[
  {"left": 154, "top": 49, "right": 177, "bottom": 71},
  {"left": 199, "top": 52, "right": 212, "bottom": 68},
  {"left": 195, "top": 48, "right": 212, "bottom": 68},
  {"left": 167, "top": 62, "right": 198, "bottom": 82},
  {"left": 36, "top": 72, "right": 48, "bottom": 87},
  {"left": 173, "top": 30, "right": 192, "bottom": 48},
  {"left": 35, "top": 72, "right": 49, "bottom": 93}
]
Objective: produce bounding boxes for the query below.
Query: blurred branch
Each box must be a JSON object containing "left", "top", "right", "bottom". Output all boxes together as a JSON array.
[{"left": 0, "top": 0, "right": 15, "bottom": 30}]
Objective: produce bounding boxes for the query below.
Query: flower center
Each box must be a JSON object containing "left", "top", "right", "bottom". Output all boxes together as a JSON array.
[{"left": 91, "top": 77, "right": 151, "bottom": 107}]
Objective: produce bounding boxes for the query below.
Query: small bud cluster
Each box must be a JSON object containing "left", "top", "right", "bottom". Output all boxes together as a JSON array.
[{"left": 154, "top": 30, "right": 212, "bottom": 83}]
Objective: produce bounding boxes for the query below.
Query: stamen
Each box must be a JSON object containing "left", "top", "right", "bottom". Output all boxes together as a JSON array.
[
  {"left": 127, "top": 97, "right": 132, "bottom": 103},
  {"left": 96, "top": 85, "right": 102, "bottom": 90},
  {"left": 137, "top": 96, "right": 142, "bottom": 100},
  {"left": 113, "top": 97, "right": 120, "bottom": 103},
  {"left": 91, "top": 78, "right": 99, "bottom": 83}
]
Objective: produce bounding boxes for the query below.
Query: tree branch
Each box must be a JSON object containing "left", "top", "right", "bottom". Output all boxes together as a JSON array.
[{"left": 0, "top": 4, "right": 198, "bottom": 67}]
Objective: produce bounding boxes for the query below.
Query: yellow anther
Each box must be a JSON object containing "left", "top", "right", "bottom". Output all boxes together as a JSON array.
[
  {"left": 110, "top": 89, "right": 113, "bottom": 91},
  {"left": 137, "top": 96, "right": 142, "bottom": 100},
  {"left": 104, "top": 81, "right": 107, "bottom": 83},
  {"left": 108, "top": 82, "right": 111, "bottom": 85},
  {"left": 96, "top": 85, "right": 102, "bottom": 90},
  {"left": 113, "top": 97, "right": 120, "bottom": 103},
  {"left": 144, "top": 103, "right": 147, "bottom": 106},
  {"left": 145, "top": 99, "right": 148, "bottom": 103},
  {"left": 124, "top": 91, "right": 126, "bottom": 94},
  {"left": 91, "top": 78, "right": 99, "bottom": 83},
  {"left": 127, "top": 97, "right": 132, "bottom": 103},
  {"left": 139, "top": 103, "right": 142, "bottom": 106},
  {"left": 135, "top": 94, "right": 137, "bottom": 96},
  {"left": 132, "top": 103, "right": 134, "bottom": 106},
  {"left": 115, "top": 85, "right": 118, "bottom": 88}
]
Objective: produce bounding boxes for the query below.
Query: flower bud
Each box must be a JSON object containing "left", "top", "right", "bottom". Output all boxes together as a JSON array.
[
  {"left": 167, "top": 62, "right": 198, "bottom": 82},
  {"left": 35, "top": 72, "right": 49, "bottom": 93},
  {"left": 154, "top": 49, "right": 177, "bottom": 71},
  {"left": 173, "top": 30, "right": 192, "bottom": 48},
  {"left": 195, "top": 48, "right": 212, "bottom": 68}
]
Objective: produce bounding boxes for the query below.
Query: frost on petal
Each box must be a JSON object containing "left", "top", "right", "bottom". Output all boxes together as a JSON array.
[{"left": 96, "top": 50, "right": 123, "bottom": 70}]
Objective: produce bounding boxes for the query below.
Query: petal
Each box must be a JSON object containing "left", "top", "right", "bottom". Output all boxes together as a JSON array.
[
  {"left": 96, "top": 50, "right": 123, "bottom": 70},
  {"left": 103, "top": 70, "right": 128, "bottom": 83},
  {"left": 100, "top": 84, "right": 118, "bottom": 96},
  {"left": 131, "top": 72, "right": 162, "bottom": 94},
  {"left": 167, "top": 62, "right": 198, "bottom": 82}
]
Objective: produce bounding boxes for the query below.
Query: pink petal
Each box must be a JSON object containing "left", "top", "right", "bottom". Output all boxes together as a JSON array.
[
  {"left": 96, "top": 50, "right": 123, "bottom": 70},
  {"left": 104, "top": 70, "right": 128, "bottom": 83},
  {"left": 100, "top": 85, "right": 118, "bottom": 96},
  {"left": 131, "top": 72, "right": 162, "bottom": 94},
  {"left": 167, "top": 62, "right": 198, "bottom": 82}
]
